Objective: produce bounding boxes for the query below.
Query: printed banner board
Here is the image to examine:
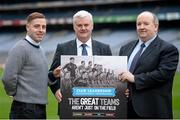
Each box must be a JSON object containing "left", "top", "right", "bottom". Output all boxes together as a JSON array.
[{"left": 60, "top": 56, "right": 127, "bottom": 119}]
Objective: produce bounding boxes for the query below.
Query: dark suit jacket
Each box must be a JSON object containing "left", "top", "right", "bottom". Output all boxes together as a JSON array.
[
  {"left": 48, "top": 39, "right": 112, "bottom": 115},
  {"left": 119, "top": 36, "right": 179, "bottom": 118}
]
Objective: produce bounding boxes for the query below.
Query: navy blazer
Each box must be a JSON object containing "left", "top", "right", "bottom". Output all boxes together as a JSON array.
[
  {"left": 119, "top": 36, "right": 179, "bottom": 118},
  {"left": 49, "top": 39, "right": 112, "bottom": 94}
]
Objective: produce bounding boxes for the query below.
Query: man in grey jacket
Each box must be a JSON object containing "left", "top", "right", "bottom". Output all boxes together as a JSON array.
[{"left": 2, "top": 12, "right": 49, "bottom": 119}]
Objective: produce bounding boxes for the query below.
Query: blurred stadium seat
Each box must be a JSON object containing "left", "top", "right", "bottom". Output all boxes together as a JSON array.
[{"left": 0, "top": 0, "right": 180, "bottom": 71}]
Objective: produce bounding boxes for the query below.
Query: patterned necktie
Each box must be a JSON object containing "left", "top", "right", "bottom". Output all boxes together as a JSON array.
[
  {"left": 81, "top": 44, "right": 88, "bottom": 56},
  {"left": 129, "top": 43, "right": 145, "bottom": 73}
]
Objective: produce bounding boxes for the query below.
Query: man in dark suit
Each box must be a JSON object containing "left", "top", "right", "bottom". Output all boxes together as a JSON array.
[
  {"left": 48, "top": 10, "right": 112, "bottom": 118},
  {"left": 119, "top": 11, "right": 179, "bottom": 119}
]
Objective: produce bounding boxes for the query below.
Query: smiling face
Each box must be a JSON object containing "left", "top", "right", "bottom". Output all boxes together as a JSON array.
[
  {"left": 26, "top": 18, "right": 46, "bottom": 43},
  {"left": 136, "top": 11, "right": 158, "bottom": 42},
  {"left": 73, "top": 16, "right": 93, "bottom": 43}
]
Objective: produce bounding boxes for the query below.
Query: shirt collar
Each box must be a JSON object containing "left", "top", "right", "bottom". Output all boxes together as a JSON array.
[
  {"left": 76, "top": 38, "right": 92, "bottom": 48},
  {"left": 25, "top": 35, "right": 40, "bottom": 46},
  {"left": 139, "top": 34, "right": 157, "bottom": 47}
]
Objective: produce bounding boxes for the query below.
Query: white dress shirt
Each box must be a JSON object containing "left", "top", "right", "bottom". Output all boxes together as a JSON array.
[
  {"left": 128, "top": 35, "right": 157, "bottom": 70},
  {"left": 76, "top": 38, "right": 93, "bottom": 56}
]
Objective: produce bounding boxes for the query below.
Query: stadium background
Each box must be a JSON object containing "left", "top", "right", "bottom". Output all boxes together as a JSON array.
[{"left": 0, "top": 0, "right": 180, "bottom": 118}]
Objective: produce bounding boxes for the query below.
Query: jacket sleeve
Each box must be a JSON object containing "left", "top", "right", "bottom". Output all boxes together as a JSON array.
[{"left": 48, "top": 44, "right": 61, "bottom": 94}]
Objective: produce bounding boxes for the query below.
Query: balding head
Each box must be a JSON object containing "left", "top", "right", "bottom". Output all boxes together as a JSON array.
[
  {"left": 137, "top": 11, "right": 159, "bottom": 26},
  {"left": 136, "top": 11, "right": 159, "bottom": 42}
]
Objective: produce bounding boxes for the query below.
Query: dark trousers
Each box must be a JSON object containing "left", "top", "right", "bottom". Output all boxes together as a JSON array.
[
  {"left": 128, "top": 99, "right": 157, "bottom": 119},
  {"left": 10, "top": 100, "right": 46, "bottom": 119},
  {"left": 127, "top": 99, "right": 142, "bottom": 119}
]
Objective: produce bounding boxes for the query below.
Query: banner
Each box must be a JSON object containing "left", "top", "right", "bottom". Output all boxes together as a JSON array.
[{"left": 60, "top": 56, "right": 127, "bottom": 119}]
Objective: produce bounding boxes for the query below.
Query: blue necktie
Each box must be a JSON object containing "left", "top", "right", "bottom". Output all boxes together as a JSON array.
[
  {"left": 129, "top": 43, "right": 145, "bottom": 73},
  {"left": 81, "top": 44, "right": 88, "bottom": 56}
]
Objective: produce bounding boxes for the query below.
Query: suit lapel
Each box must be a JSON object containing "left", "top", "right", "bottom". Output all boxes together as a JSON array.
[
  {"left": 69, "top": 40, "right": 77, "bottom": 55},
  {"left": 135, "top": 37, "right": 159, "bottom": 71},
  {"left": 92, "top": 40, "right": 100, "bottom": 55},
  {"left": 127, "top": 40, "right": 139, "bottom": 59},
  {"left": 139, "top": 37, "right": 159, "bottom": 62}
]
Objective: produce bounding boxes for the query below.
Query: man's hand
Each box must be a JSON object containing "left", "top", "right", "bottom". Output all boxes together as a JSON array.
[
  {"left": 119, "top": 70, "right": 135, "bottom": 83},
  {"left": 53, "top": 66, "right": 61, "bottom": 78},
  {"left": 55, "top": 89, "right": 62, "bottom": 103},
  {"left": 125, "top": 89, "right": 129, "bottom": 98}
]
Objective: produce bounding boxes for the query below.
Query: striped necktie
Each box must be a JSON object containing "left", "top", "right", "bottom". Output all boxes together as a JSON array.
[
  {"left": 129, "top": 43, "right": 145, "bottom": 73},
  {"left": 81, "top": 44, "right": 88, "bottom": 56}
]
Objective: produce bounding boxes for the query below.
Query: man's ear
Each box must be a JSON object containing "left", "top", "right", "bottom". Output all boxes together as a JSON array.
[
  {"left": 155, "top": 24, "right": 159, "bottom": 33},
  {"left": 91, "top": 23, "right": 94, "bottom": 31},
  {"left": 26, "top": 24, "right": 29, "bottom": 32},
  {"left": 73, "top": 24, "right": 75, "bottom": 31}
]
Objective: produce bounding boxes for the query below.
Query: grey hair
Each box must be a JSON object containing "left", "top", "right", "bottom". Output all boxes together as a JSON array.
[{"left": 73, "top": 10, "right": 93, "bottom": 24}]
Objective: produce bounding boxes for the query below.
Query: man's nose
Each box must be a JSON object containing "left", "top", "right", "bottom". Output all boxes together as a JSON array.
[
  {"left": 81, "top": 25, "right": 86, "bottom": 29},
  {"left": 139, "top": 24, "right": 145, "bottom": 29}
]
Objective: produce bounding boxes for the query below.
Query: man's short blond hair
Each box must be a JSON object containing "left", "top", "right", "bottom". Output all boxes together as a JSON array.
[{"left": 26, "top": 12, "right": 46, "bottom": 23}]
